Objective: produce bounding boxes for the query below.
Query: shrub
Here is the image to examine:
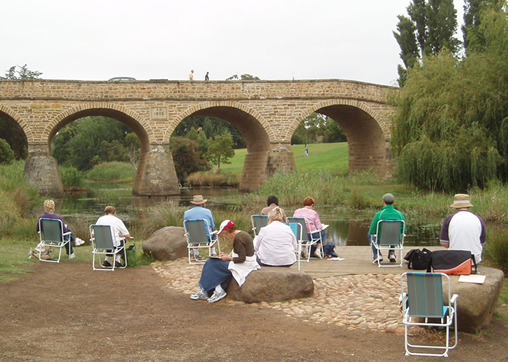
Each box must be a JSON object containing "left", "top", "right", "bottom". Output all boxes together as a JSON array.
[
  {"left": 0, "top": 138, "right": 15, "bottom": 165},
  {"left": 60, "top": 166, "right": 86, "bottom": 188},
  {"left": 483, "top": 227, "right": 508, "bottom": 274}
]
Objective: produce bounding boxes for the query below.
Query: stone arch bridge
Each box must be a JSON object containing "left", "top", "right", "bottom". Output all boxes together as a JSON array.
[{"left": 0, "top": 79, "right": 395, "bottom": 197}]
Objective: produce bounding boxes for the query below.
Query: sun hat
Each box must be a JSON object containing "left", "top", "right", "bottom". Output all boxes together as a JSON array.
[
  {"left": 450, "top": 194, "right": 473, "bottom": 208},
  {"left": 218, "top": 220, "right": 235, "bottom": 235},
  {"left": 190, "top": 195, "right": 207, "bottom": 205},
  {"left": 382, "top": 193, "right": 395, "bottom": 203}
]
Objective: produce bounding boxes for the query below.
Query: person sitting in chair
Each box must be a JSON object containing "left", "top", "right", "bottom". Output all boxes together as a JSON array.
[
  {"left": 255, "top": 207, "right": 297, "bottom": 267},
  {"left": 95, "top": 205, "right": 130, "bottom": 268},
  {"left": 184, "top": 195, "right": 217, "bottom": 260},
  {"left": 368, "top": 193, "right": 406, "bottom": 263},
  {"left": 293, "top": 196, "right": 325, "bottom": 259},
  {"left": 36, "top": 199, "right": 84, "bottom": 259}
]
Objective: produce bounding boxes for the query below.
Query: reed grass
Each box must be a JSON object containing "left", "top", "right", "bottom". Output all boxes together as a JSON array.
[
  {"left": 86, "top": 161, "right": 135, "bottom": 182},
  {"left": 60, "top": 166, "right": 86, "bottom": 188},
  {"left": 186, "top": 169, "right": 240, "bottom": 187}
]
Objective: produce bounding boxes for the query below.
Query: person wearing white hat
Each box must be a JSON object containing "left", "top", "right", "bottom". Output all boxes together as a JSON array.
[
  {"left": 184, "top": 195, "right": 217, "bottom": 260},
  {"left": 190, "top": 219, "right": 260, "bottom": 303},
  {"left": 440, "top": 194, "right": 486, "bottom": 263}
]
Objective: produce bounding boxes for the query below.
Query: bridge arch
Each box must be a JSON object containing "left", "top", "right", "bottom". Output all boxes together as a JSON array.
[
  {"left": 173, "top": 101, "right": 292, "bottom": 191},
  {"left": 292, "top": 99, "right": 392, "bottom": 176}
]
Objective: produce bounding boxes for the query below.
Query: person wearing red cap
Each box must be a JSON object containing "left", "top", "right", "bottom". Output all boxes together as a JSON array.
[{"left": 190, "top": 219, "right": 260, "bottom": 303}]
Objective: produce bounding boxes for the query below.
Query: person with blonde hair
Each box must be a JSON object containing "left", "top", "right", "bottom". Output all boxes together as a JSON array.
[
  {"left": 36, "top": 199, "right": 84, "bottom": 259},
  {"left": 255, "top": 207, "right": 296, "bottom": 267},
  {"left": 95, "top": 205, "right": 130, "bottom": 267},
  {"left": 292, "top": 196, "right": 325, "bottom": 259}
]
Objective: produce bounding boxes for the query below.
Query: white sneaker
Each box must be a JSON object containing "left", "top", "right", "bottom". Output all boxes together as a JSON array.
[
  {"left": 372, "top": 255, "right": 383, "bottom": 264},
  {"left": 207, "top": 289, "right": 227, "bottom": 303},
  {"left": 69, "top": 253, "right": 76, "bottom": 259},
  {"left": 190, "top": 289, "right": 208, "bottom": 300},
  {"left": 389, "top": 254, "right": 396, "bottom": 262},
  {"left": 74, "top": 238, "right": 84, "bottom": 246},
  {"left": 314, "top": 250, "right": 323, "bottom": 259}
]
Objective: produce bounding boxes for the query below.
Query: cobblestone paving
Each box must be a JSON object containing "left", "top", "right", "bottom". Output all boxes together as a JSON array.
[{"left": 152, "top": 258, "right": 405, "bottom": 334}]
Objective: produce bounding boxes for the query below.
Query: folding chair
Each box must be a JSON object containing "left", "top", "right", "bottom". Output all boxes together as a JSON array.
[
  {"left": 400, "top": 272, "right": 459, "bottom": 357},
  {"left": 288, "top": 221, "right": 303, "bottom": 270},
  {"left": 90, "top": 224, "right": 127, "bottom": 271},
  {"left": 183, "top": 219, "right": 220, "bottom": 264},
  {"left": 37, "top": 218, "right": 72, "bottom": 263},
  {"left": 371, "top": 219, "right": 405, "bottom": 267},
  {"left": 287, "top": 217, "right": 324, "bottom": 260},
  {"left": 251, "top": 215, "right": 268, "bottom": 237}
]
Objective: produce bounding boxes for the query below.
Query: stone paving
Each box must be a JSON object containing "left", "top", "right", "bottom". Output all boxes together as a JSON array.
[{"left": 152, "top": 249, "right": 407, "bottom": 334}]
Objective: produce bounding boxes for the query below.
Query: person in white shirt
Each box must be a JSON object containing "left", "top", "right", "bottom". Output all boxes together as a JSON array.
[
  {"left": 255, "top": 207, "right": 297, "bottom": 267},
  {"left": 95, "top": 205, "right": 130, "bottom": 267},
  {"left": 440, "top": 194, "right": 486, "bottom": 263}
]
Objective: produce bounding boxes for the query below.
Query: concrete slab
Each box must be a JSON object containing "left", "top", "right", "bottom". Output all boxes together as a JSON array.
[{"left": 289, "top": 246, "right": 443, "bottom": 278}]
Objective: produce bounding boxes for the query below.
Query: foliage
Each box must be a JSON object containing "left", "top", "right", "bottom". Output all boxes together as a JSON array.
[
  {"left": 462, "top": 0, "right": 505, "bottom": 54},
  {"left": 483, "top": 227, "right": 508, "bottom": 274},
  {"left": 86, "top": 161, "right": 136, "bottom": 182},
  {"left": 170, "top": 137, "right": 210, "bottom": 184},
  {"left": 1, "top": 64, "right": 42, "bottom": 80},
  {"left": 0, "top": 139, "right": 15, "bottom": 165},
  {"left": 291, "top": 113, "right": 346, "bottom": 144},
  {"left": 185, "top": 169, "right": 240, "bottom": 187},
  {"left": 174, "top": 116, "right": 246, "bottom": 149},
  {"left": 125, "top": 132, "right": 141, "bottom": 170},
  {"left": 0, "top": 117, "right": 27, "bottom": 160},
  {"left": 59, "top": 166, "right": 86, "bottom": 188},
  {"left": 394, "top": 0, "right": 461, "bottom": 86},
  {"left": 207, "top": 132, "right": 235, "bottom": 168},
  {"left": 390, "top": 4, "right": 508, "bottom": 192},
  {"left": 226, "top": 74, "right": 260, "bottom": 80},
  {"left": 52, "top": 117, "right": 132, "bottom": 171}
]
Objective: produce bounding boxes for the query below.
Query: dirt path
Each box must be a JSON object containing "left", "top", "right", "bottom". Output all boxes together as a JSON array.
[{"left": 0, "top": 261, "right": 507, "bottom": 361}]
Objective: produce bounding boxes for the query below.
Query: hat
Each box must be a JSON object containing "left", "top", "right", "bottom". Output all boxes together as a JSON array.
[
  {"left": 190, "top": 195, "right": 207, "bottom": 205},
  {"left": 218, "top": 220, "right": 235, "bottom": 235},
  {"left": 382, "top": 193, "right": 395, "bottom": 203},
  {"left": 450, "top": 194, "right": 473, "bottom": 208}
]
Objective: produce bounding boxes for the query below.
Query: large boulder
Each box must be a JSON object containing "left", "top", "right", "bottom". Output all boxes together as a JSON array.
[
  {"left": 142, "top": 226, "right": 187, "bottom": 261},
  {"left": 445, "top": 266, "right": 504, "bottom": 333},
  {"left": 227, "top": 267, "right": 314, "bottom": 303}
]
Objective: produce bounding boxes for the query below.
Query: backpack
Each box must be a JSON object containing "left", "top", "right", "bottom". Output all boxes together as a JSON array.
[{"left": 404, "top": 248, "right": 432, "bottom": 270}]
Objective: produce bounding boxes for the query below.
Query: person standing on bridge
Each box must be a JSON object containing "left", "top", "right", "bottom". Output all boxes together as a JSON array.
[{"left": 189, "top": 70, "right": 194, "bottom": 81}]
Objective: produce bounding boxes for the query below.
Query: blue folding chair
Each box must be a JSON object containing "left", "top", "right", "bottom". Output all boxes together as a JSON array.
[
  {"left": 251, "top": 215, "right": 268, "bottom": 237},
  {"left": 37, "top": 218, "right": 72, "bottom": 263},
  {"left": 288, "top": 221, "right": 303, "bottom": 270},
  {"left": 287, "top": 217, "right": 324, "bottom": 260},
  {"left": 183, "top": 219, "right": 220, "bottom": 264},
  {"left": 400, "top": 272, "right": 459, "bottom": 357},
  {"left": 371, "top": 219, "right": 405, "bottom": 267}
]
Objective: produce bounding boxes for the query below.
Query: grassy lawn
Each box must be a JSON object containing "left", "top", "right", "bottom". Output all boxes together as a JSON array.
[{"left": 219, "top": 142, "right": 348, "bottom": 174}]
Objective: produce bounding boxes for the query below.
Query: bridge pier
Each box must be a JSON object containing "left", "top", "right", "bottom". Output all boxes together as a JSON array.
[
  {"left": 133, "top": 144, "right": 180, "bottom": 196},
  {"left": 239, "top": 144, "right": 296, "bottom": 192},
  {"left": 24, "top": 143, "right": 64, "bottom": 198}
]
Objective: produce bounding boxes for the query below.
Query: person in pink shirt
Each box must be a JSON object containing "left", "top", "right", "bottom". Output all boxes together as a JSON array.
[{"left": 293, "top": 196, "right": 325, "bottom": 259}]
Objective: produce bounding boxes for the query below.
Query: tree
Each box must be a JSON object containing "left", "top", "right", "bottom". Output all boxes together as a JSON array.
[
  {"left": 226, "top": 74, "right": 260, "bottom": 80},
  {"left": 125, "top": 132, "right": 141, "bottom": 171},
  {"left": 0, "top": 117, "right": 27, "bottom": 159},
  {"left": 0, "top": 138, "right": 15, "bottom": 165},
  {"left": 394, "top": 0, "right": 460, "bottom": 86},
  {"left": 207, "top": 132, "right": 235, "bottom": 168},
  {"left": 1, "top": 64, "right": 42, "bottom": 80},
  {"left": 390, "top": 3, "right": 508, "bottom": 191},
  {"left": 170, "top": 137, "right": 209, "bottom": 183},
  {"left": 462, "top": 0, "right": 505, "bottom": 54}
]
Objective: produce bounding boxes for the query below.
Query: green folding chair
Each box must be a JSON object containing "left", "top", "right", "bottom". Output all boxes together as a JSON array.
[
  {"left": 372, "top": 219, "right": 405, "bottom": 267},
  {"left": 400, "top": 272, "right": 459, "bottom": 357},
  {"left": 183, "top": 219, "right": 220, "bottom": 264},
  {"left": 251, "top": 215, "right": 268, "bottom": 237},
  {"left": 90, "top": 224, "right": 127, "bottom": 271}
]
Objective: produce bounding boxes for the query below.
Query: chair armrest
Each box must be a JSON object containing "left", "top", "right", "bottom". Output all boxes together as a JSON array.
[
  {"left": 450, "top": 294, "right": 459, "bottom": 305},
  {"left": 63, "top": 231, "right": 72, "bottom": 237},
  {"left": 210, "top": 230, "right": 218, "bottom": 236}
]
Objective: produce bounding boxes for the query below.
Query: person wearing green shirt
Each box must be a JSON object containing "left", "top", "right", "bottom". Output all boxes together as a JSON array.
[{"left": 368, "top": 193, "right": 406, "bottom": 263}]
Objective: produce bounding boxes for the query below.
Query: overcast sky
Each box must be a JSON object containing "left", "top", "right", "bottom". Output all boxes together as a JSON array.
[{"left": 2, "top": 0, "right": 465, "bottom": 86}]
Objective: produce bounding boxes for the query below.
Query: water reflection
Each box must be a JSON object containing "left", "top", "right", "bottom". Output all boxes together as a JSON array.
[{"left": 60, "top": 183, "right": 441, "bottom": 247}]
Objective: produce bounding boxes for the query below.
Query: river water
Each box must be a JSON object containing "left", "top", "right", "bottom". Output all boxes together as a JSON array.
[{"left": 60, "top": 182, "right": 441, "bottom": 247}]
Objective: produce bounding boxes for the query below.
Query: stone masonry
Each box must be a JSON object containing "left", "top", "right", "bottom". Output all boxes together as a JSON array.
[{"left": 0, "top": 79, "right": 395, "bottom": 196}]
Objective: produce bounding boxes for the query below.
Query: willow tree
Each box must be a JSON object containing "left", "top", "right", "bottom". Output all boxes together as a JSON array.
[{"left": 390, "top": 5, "right": 508, "bottom": 191}]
